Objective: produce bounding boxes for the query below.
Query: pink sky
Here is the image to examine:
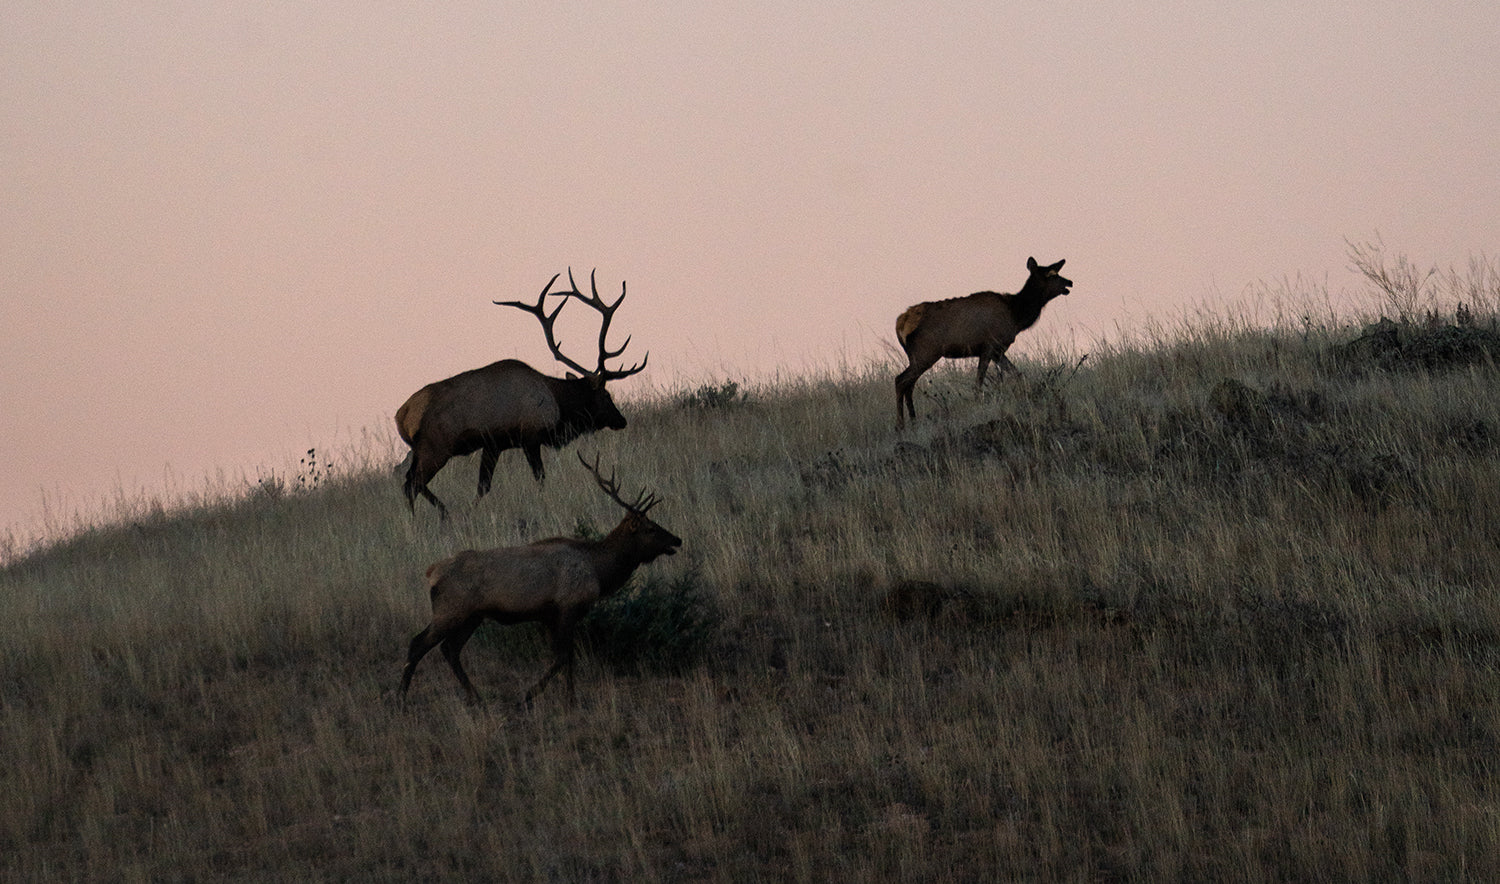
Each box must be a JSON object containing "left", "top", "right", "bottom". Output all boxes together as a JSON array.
[{"left": 4, "top": 3, "right": 1498, "bottom": 548}]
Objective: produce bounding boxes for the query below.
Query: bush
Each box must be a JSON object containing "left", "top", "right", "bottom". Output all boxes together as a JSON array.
[
  {"left": 1336, "top": 315, "right": 1500, "bottom": 372},
  {"left": 679, "top": 380, "right": 749, "bottom": 410},
  {"left": 580, "top": 569, "right": 720, "bottom": 674}
]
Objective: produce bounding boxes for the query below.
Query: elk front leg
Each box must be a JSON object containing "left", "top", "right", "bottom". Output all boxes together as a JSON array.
[
  {"left": 439, "top": 618, "right": 484, "bottom": 705},
  {"left": 522, "top": 612, "right": 578, "bottom": 707},
  {"left": 476, "top": 445, "right": 501, "bottom": 498},
  {"left": 523, "top": 443, "right": 547, "bottom": 482}
]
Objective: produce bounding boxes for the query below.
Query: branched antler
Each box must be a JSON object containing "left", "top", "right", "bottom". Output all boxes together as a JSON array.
[
  {"left": 494, "top": 272, "right": 591, "bottom": 377},
  {"left": 577, "top": 452, "right": 661, "bottom": 514},
  {"left": 495, "top": 269, "right": 648, "bottom": 380},
  {"left": 567, "top": 268, "right": 648, "bottom": 380}
]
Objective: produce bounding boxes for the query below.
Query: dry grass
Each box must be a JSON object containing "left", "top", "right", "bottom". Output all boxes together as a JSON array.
[{"left": 4, "top": 254, "right": 1500, "bottom": 880}]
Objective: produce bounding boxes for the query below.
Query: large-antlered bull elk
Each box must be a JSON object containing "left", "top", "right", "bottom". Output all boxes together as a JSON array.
[
  {"left": 894, "top": 257, "right": 1072, "bottom": 428},
  {"left": 397, "top": 269, "right": 647, "bottom": 518},
  {"left": 400, "top": 453, "right": 682, "bottom": 707}
]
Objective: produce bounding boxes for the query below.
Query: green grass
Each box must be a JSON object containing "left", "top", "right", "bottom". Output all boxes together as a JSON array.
[{"left": 4, "top": 249, "right": 1500, "bottom": 880}]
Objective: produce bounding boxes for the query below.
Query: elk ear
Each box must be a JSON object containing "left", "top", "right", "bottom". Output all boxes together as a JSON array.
[
  {"left": 1054, "top": 258, "right": 1065, "bottom": 270},
  {"left": 1027, "top": 256, "right": 1039, "bottom": 271}
]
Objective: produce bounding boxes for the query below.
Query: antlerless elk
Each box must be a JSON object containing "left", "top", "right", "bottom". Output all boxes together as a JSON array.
[{"left": 894, "top": 257, "right": 1072, "bottom": 428}]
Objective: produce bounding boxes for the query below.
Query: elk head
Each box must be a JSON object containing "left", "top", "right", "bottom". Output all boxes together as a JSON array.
[
  {"left": 578, "top": 452, "right": 682, "bottom": 562},
  {"left": 496, "top": 269, "right": 648, "bottom": 431},
  {"left": 1027, "top": 256, "right": 1073, "bottom": 301}
]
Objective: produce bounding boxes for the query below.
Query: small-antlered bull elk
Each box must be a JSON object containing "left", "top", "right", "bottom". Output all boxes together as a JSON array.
[
  {"left": 894, "top": 257, "right": 1072, "bottom": 428},
  {"left": 396, "top": 269, "right": 647, "bottom": 518},
  {"left": 399, "top": 453, "right": 682, "bottom": 707}
]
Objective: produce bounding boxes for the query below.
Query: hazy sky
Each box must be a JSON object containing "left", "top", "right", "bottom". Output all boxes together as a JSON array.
[{"left": 4, "top": 2, "right": 1498, "bottom": 545}]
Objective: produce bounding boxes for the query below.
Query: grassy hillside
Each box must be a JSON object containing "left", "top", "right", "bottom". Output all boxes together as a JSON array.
[{"left": 4, "top": 256, "right": 1500, "bottom": 880}]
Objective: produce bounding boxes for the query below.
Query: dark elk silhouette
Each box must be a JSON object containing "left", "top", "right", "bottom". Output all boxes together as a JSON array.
[
  {"left": 396, "top": 269, "right": 647, "bottom": 518},
  {"left": 400, "top": 453, "right": 682, "bottom": 706},
  {"left": 893, "top": 257, "right": 1072, "bottom": 428}
]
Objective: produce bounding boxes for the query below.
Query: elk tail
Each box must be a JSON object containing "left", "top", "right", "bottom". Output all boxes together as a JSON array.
[
  {"left": 395, "top": 387, "right": 432, "bottom": 446},
  {"left": 895, "top": 304, "right": 926, "bottom": 353},
  {"left": 424, "top": 557, "right": 453, "bottom": 599}
]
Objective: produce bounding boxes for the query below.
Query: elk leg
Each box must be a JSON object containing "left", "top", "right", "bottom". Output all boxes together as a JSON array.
[
  {"left": 894, "top": 369, "right": 917, "bottom": 429},
  {"left": 523, "top": 613, "right": 578, "bottom": 706},
  {"left": 400, "top": 625, "right": 443, "bottom": 697},
  {"left": 405, "top": 451, "right": 449, "bottom": 519},
  {"left": 401, "top": 461, "right": 422, "bottom": 512},
  {"left": 894, "top": 354, "right": 939, "bottom": 428},
  {"left": 559, "top": 620, "right": 578, "bottom": 701},
  {"left": 476, "top": 445, "right": 500, "bottom": 498},
  {"left": 439, "top": 618, "right": 483, "bottom": 705},
  {"left": 975, "top": 356, "right": 991, "bottom": 391},
  {"left": 522, "top": 443, "right": 547, "bottom": 482}
]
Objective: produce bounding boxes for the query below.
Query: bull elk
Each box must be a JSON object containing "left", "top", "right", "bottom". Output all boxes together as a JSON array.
[
  {"left": 399, "top": 453, "right": 683, "bottom": 706},
  {"left": 396, "top": 269, "right": 647, "bottom": 518},
  {"left": 894, "top": 257, "right": 1072, "bottom": 428}
]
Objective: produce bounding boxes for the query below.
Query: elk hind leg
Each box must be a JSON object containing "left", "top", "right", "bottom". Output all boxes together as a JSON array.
[
  {"left": 404, "top": 450, "right": 450, "bottom": 519},
  {"left": 894, "top": 354, "right": 939, "bottom": 428},
  {"left": 400, "top": 625, "right": 443, "bottom": 697}
]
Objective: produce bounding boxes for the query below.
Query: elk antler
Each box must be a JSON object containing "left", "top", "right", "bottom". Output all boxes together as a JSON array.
[
  {"left": 578, "top": 452, "right": 661, "bottom": 514},
  {"left": 494, "top": 269, "right": 648, "bottom": 381},
  {"left": 566, "top": 268, "right": 648, "bottom": 381},
  {"left": 494, "top": 272, "right": 593, "bottom": 378}
]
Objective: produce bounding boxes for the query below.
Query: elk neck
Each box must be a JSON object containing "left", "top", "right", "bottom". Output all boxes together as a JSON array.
[
  {"left": 587, "top": 522, "right": 649, "bottom": 595},
  {"left": 1007, "top": 278, "right": 1055, "bottom": 332}
]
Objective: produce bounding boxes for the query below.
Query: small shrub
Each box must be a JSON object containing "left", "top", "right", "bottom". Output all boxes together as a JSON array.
[
  {"left": 571, "top": 517, "right": 602, "bottom": 542},
  {"left": 250, "top": 448, "right": 333, "bottom": 503},
  {"left": 1335, "top": 316, "right": 1500, "bottom": 372},
  {"left": 1346, "top": 237, "right": 1438, "bottom": 321},
  {"left": 580, "top": 569, "right": 720, "bottom": 674},
  {"left": 251, "top": 473, "right": 285, "bottom": 502},
  {"left": 880, "top": 580, "right": 946, "bottom": 621},
  {"left": 680, "top": 380, "right": 749, "bottom": 411}
]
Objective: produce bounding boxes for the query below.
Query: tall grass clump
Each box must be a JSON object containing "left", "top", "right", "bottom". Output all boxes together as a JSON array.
[{"left": 2, "top": 247, "right": 1499, "bottom": 880}]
